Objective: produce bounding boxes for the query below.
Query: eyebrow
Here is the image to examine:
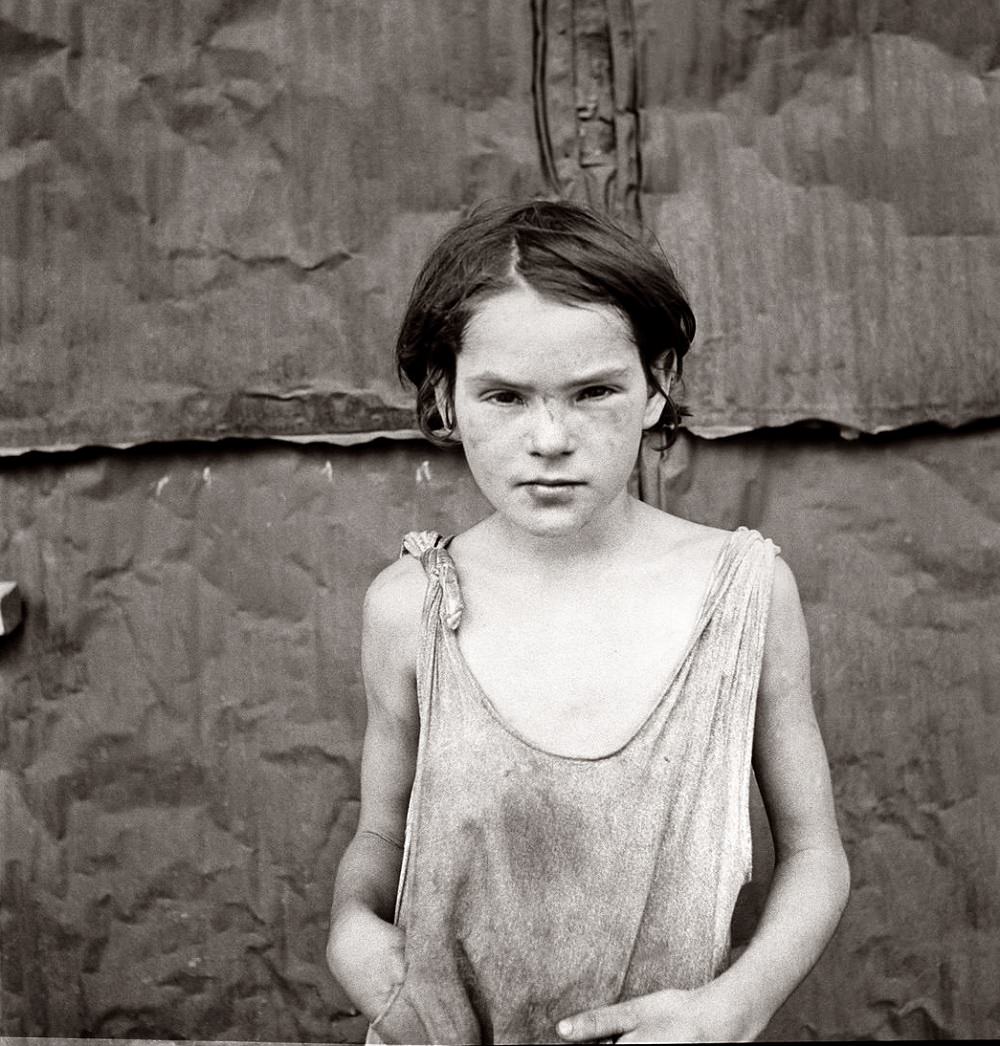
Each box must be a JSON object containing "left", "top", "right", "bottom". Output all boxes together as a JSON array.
[{"left": 466, "top": 366, "right": 633, "bottom": 389}]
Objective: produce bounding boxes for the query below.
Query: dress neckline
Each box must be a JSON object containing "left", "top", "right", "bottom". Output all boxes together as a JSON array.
[{"left": 440, "top": 528, "right": 745, "bottom": 763}]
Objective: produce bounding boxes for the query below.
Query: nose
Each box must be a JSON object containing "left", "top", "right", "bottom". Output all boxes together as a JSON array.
[{"left": 527, "top": 400, "right": 574, "bottom": 456}]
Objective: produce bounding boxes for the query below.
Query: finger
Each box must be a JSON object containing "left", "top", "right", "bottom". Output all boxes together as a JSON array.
[
  {"left": 558, "top": 1002, "right": 639, "bottom": 1042},
  {"left": 617, "top": 1025, "right": 692, "bottom": 1045},
  {"left": 616, "top": 1031, "right": 667, "bottom": 1045}
]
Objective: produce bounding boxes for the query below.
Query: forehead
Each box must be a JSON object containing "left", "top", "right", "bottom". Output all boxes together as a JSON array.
[{"left": 459, "top": 286, "right": 640, "bottom": 383}]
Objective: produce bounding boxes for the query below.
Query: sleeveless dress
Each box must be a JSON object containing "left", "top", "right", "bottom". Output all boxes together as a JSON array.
[{"left": 367, "top": 526, "right": 779, "bottom": 1045}]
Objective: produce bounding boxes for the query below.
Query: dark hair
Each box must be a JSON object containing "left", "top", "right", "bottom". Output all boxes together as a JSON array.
[{"left": 395, "top": 198, "right": 696, "bottom": 449}]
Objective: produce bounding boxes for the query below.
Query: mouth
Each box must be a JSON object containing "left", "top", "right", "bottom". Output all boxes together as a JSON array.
[{"left": 518, "top": 479, "right": 584, "bottom": 487}]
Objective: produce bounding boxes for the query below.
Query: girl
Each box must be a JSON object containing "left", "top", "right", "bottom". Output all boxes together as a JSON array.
[{"left": 326, "top": 200, "right": 849, "bottom": 1044}]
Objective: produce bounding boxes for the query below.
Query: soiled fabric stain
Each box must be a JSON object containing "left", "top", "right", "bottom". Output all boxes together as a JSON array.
[{"left": 367, "top": 527, "right": 779, "bottom": 1045}]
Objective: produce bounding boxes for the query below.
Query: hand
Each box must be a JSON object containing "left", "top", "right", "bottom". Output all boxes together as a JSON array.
[
  {"left": 556, "top": 984, "right": 760, "bottom": 1044},
  {"left": 326, "top": 906, "right": 407, "bottom": 1022}
]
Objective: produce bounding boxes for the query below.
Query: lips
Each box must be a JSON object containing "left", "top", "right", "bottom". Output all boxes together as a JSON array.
[{"left": 518, "top": 479, "right": 583, "bottom": 486}]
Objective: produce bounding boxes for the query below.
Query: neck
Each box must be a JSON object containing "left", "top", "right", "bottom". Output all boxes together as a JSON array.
[{"left": 485, "top": 492, "right": 644, "bottom": 581}]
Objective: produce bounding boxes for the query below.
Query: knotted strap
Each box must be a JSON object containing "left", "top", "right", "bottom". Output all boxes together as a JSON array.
[{"left": 400, "top": 531, "right": 464, "bottom": 631}]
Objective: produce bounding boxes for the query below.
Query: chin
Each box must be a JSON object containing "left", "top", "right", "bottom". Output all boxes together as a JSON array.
[{"left": 506, "top": 508, "right": 592, "bottom": 538}]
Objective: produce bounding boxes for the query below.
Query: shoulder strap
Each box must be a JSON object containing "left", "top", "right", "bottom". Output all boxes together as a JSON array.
[
  {"left": 702, "top": 527, "right": 779, "bottom": 662},
  {"left": 391, "top": 532, "right": 463, "bottom": 927},
  {"left": 736, "top": 524, "right": 781, "bottom": 556},
  {"left": 399, "top": 530, "right": 464, "bottom": 631}
]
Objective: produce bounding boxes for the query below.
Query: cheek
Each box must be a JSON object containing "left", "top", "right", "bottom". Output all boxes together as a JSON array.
[
  {"left": 455, "top": 411, "right": 490, "bottom": 449},
  {"left": 594, "top": 399, "right": 643, "bottom": 439},
  {"left": 455, "top": 409, "right": 510, "bottom": 461},
  {"left": 591, "top": 402, "right": 646, "bottom": 463}
]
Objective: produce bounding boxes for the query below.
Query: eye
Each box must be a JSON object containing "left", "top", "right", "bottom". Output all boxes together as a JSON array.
[
  {"left": 578, "top": 385, "right": 616, "bottom": 401},
  {"left": 483, "top": 390, "right": 524, "bottom": 405}
]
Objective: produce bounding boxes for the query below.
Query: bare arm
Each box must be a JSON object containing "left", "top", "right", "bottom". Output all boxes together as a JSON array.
[
  {"left": 703, "top": 555, "right": 850, "bottom": 1036},
  {"left": 326, "top": 556, "right": 425, "bottom": 1020},
  {"left": 559, "top": 556, "right": 850, "bottom": 1043}
]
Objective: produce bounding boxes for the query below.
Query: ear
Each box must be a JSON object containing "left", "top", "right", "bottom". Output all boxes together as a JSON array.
[
  {"left": 642, "top": 351, "right": 675, "bottom": 429},
  {"left": 433, "top": 379, "right": 460, "bottom": 440}
]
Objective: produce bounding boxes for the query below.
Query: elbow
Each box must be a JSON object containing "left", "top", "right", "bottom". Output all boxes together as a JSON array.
[
  {"left": 813, "top": 841, "right": 851, "bottom": 922},
  {"left": 777, "top": 839, "right": 852, "bottom": 917},
  {"left": 833, "top": 843, "right": 851, "bottom": 914}
]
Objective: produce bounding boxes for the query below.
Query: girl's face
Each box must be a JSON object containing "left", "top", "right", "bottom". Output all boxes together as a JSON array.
[{"left": 447, "top": 285, "right": 666, "bottom": 540}]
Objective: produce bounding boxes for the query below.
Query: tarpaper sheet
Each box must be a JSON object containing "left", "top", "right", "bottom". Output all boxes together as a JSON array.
[
  {"left": 0, "top": 439, "right": 489, "bottom": 1041},
  {"left": 0, "top": 0, "right": 545, "bottom": 453},
  {"left": 2, "top": 429, "right": 998, "bottom": 1039},
  {"left": 634, "top": 0, "right": 1000, "bottom": 434},
  {"left": 640, "top": 427, "right": 1000, "bottom": 1039},
  {"left": 2, "top": 1, "right": 998, "bottom": 454}
]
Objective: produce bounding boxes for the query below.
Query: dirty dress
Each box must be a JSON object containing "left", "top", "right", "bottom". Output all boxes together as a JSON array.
[{"left": 367, "top": 526, "right": 779, "bottom": 1045}]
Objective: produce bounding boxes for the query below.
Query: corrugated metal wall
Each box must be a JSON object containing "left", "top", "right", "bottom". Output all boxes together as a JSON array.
[{"left": 1, "top": 1, "right": 998, "bottom": 1041}]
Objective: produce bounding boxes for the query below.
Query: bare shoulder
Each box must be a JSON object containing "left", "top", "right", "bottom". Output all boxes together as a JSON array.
[
  {"left": 634, "top": 504, "right": 732, "bottom": 570},
  {"left": 363, "top": 552, "right": 426, "bottom": 633},
  {"left": 770, "top": 553, "right": 801, "bottom": 609},
  {"left": 763, "top": 551, "right": 810, "bottom": 664},
  {"left": 361, "top": 553, "right": 427, "bottom": 704}
]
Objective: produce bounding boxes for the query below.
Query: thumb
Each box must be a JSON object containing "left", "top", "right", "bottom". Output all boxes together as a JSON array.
[{"left": 558, "top": 1001, "right": 639, "bottom": 1042}]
